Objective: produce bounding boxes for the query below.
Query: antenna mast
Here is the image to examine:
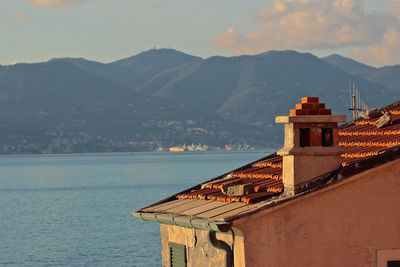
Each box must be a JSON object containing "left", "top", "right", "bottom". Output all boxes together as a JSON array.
[
  {"left": 352, "top": 91, "right": 356, "bottom": 120},
  {"left": 348, "top": 80, "right": 369, "bottom": 120}
]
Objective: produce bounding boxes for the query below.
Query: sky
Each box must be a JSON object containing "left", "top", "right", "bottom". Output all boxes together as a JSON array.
[{"left": 1, "top": 0, "right": 399, "bottom": 66}]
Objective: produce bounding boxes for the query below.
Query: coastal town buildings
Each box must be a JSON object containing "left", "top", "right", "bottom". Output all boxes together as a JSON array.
[{"left": 133, "top": 97, "right": 400, "bottom": 267}]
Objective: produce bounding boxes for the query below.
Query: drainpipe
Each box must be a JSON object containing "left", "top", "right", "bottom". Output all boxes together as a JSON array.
[{"left": 208, "top": 231, "right": 233, "bottom": 267}]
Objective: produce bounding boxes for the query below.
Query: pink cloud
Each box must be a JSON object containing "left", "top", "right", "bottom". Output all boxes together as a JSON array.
[
  {"left": 30, "top": 0, "right": 87, "bottom": 8},
  {"left": 12, "top": 11, "right": 29, "bottom": 22},
  {"left": 351, "top": 29, "right": 400, "bottom": 66},
  {"left": 215, "top": 0, "right": 400, "bottom": 65}
]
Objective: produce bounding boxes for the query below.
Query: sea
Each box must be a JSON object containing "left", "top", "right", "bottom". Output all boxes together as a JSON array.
[{"left": 0, "top": 150, "right": 273, "bottom": 266}]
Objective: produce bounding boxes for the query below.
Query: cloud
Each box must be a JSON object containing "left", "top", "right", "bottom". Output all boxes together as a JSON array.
[
  {"left": 350, "top": 0, "right": 400, "bottom": 65},
  {"left": 215, "top": 0, "right": 400, "bottom": 65},
  {"left": 351, "top": 29, "right": 400, "bottom": 65},
  {"left": 12, "top": 12, "right": 30, "bottom": 22},
  {"left": 10, "top": 61, "right": 18, "bottom": 65},
  {"left": 385, "top": 0, "right": 400, "bottom": 20},
  {"left": 30, "top": 0, "right": 87, "bottom": 8}
]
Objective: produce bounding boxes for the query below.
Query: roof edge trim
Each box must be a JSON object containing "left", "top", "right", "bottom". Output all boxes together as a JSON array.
[{"left": 132, "top": 212, "right": 232, "bottom": 232}]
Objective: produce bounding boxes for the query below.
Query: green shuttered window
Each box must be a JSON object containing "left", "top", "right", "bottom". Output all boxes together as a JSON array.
[{"left": 169, "top": 242, "right": 187, "bottom": 267}]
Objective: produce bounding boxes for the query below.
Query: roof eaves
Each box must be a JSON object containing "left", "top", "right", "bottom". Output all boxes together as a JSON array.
[{"left": 132, "top": 211, "right": 232, "bottom": 232}]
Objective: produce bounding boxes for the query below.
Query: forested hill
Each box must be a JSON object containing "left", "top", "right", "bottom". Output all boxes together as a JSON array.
[{"left": 0, "top": 49, "right": 398, "bottom": 154}]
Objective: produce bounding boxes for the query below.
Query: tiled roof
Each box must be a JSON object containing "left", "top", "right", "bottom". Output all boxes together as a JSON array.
[
  {"left": 175, "top": 100, "right": 400, "bottom": 205},
  {"left": 137, "top": 100, "right": 400, "bottom": 223},
  {"left": 339, "top": 105, "right": 400, "bottom": 166},
  {"left": 176, "top": 156, "right": 283, "bottom": 204}
]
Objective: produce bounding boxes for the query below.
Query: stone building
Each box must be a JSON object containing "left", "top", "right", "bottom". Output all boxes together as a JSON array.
[{"left": 133, "top": 97, "right": 400, "bottom": 267}]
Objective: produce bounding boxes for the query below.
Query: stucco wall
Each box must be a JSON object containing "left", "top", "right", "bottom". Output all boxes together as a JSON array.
[
  {"left": 234, "top": 159, "right": 400, "bottom": 267},
  {"left": 159, "top": 224, "right": 244, "bottom": 267}
]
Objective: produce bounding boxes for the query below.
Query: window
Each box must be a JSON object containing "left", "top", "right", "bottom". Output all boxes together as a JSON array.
[
  {"left": 300, "top": 128, "right": 310, "bottom": 147},
  {"left": 377, "top": 248, "right": 400, "bottom": 267},
  {"left": 322, "top": 128, "right": 333, "bottom": 147},
  {"left": 169, "top": 242, "right": 187, "bottom": 267},
  {"left": 388, "top": 261, "right": 400, "bottom": 267}
]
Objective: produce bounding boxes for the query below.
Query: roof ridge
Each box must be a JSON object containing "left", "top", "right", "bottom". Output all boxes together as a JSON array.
[{"left": 339, "top": 99, "right": 400, "bottom": 129}]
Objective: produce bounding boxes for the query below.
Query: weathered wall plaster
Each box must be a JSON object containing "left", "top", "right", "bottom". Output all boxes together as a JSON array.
[
  {"left": 160, "top": 224, "right": 244, "bottom": 267},
  {"left": 234, "top": 159, "right": 400, "bottom": 267}
]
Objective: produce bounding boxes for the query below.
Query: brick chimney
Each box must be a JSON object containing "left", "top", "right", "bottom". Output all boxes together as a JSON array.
[{"left": 276, "top": 97, "right": 346, "bottom": 196}]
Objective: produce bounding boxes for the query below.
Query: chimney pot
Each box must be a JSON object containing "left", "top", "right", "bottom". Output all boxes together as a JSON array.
[{"left": 276, "top": 97, "right": 346, "bottom": 196}]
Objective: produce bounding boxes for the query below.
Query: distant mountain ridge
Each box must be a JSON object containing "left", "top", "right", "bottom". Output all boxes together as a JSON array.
[
  {"left": 50, "top": 49, "right": 203, "bottom": 90},
  {"left": 0, "top": 57, "right": 266, "bottom": 154},
  {"left": 321, "top": 54, "right": 375, "bottom": 75},
  {"left": 358, "top": 65, "right": 400, "bottom": 91},
  {"left": 138, "top": 50, "right": 393, "bottom": 125},
  {"left": 111, "top": 48, "right": 202, "bottom": 67},
  {"left": 321, "top": 53, "right": 400, "bottom": 91},
  {"left": 1, "top": 48, "right": 399, "bottom": 154}
]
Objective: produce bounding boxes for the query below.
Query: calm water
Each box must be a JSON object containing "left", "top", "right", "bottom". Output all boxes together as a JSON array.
[{"left": 0, "top": 151, "right": 273, "bottom": 266}]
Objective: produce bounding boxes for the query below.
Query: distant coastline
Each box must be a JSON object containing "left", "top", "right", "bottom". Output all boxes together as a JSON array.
[{"left": 0, "top": 149, "right": 277, "bottom": 158}]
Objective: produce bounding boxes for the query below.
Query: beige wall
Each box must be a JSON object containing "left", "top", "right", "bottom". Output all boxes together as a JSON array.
[
  {"left": 234, "top": 159, "right": 400, "bottom": 267},
  {"left": 160, "top": 224, "right": 245, "bottom": 267}
]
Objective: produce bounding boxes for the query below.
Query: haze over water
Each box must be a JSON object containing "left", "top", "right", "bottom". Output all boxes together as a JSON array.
[{"left": 0, "top": 151, "right": 272, "bottom": 266}]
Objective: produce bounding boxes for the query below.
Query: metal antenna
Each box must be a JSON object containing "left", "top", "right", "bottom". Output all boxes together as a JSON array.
[
  {"left": 348, "top": 80, "right": 369, "bottom": 120},
  {"left": 357, "top": 87, "right": 360, "bottom": 118},
  {"left": 352, "top": 83, "right": 356, "bottom": 120},
  {"left": 349, "top": 79, "right": 352, "bottom": 108}
]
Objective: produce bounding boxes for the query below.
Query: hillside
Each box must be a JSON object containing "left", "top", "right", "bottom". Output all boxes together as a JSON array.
[
  {"left": 321, "top": 54, "right": 375, "bottom": 75},
  {"left": 321, "top": 54, "right": 400, "bottom": 92},
  {"left": 51, "top": 48, "right": 203, "bottom": 89},
  {"left": 1, "top": 49, "right": 398, "bottom": 154},
  {"left": 0, "top": 60, "right": 266, "bottom": 154},
  {"left": 358, "top": 65, "right": 400, "bottom": 91},
  {"left": 139, "top": 50, "right": 393, "bottom": 131}
]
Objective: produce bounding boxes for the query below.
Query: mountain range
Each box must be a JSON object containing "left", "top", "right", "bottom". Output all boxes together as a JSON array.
[{"left": 0, "top": 48, "right": 399, "bottom": 154}]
